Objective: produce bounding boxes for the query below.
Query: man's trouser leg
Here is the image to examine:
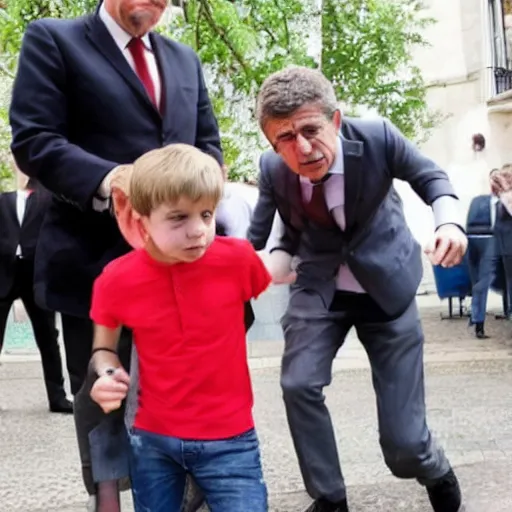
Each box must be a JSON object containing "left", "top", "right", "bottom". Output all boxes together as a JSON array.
[
  {"left": 468, "top": 237, "right": 494, "bottom": 325},
  {"left": 355, "top": 298, "right": 451, "bottom": 483},
  {"left": 280, "top": 289, "right": 351, "bottom": 503},
  {"left": 61, "top": 315, "right": 132, "bottom": 504}
]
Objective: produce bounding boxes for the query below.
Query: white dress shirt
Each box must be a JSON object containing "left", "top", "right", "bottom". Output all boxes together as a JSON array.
[
  {"left": 93, "top": 5, "right": 162, "bottom": 210},
  {"left": 216, "top": 182, "right": 284, "bottom": 251},
  {"left": 99, "top": 4, "right": 161, "bottom": 108},
  {"left": 15, "top": 190, "right": 29, "bottom": 257},
  {"left": 490, "top": 195, "right": 500, "bottom": 228},
  {"left": 299, "top": 138, "right": 462, "bottom": 293}
]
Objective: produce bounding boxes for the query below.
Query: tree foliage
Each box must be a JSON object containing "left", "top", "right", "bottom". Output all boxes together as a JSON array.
[
  {"left": 0, "top": 0, "right": 436, "bottom": 187},
  {"left": 322, "top": 0, "right": 437, "bottom": 142}
]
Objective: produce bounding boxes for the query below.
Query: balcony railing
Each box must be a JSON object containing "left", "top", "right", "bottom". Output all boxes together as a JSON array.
[{"left": 494, "top": 66, "right": 512, "bottom": 95}]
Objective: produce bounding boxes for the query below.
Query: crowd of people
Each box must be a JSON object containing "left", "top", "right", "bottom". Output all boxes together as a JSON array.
[{"left": 1, "top": 0, "right": 472, "bottom": 511}]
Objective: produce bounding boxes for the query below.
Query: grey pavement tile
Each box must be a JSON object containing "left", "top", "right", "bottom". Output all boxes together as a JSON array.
[{"left": 2, "top": 304, "right": 512, "bottom": 511}]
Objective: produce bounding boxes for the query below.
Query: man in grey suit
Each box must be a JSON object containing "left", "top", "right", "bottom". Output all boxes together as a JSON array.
[{"left": 248, "top": 67, "right": 467, "bottom": 512}]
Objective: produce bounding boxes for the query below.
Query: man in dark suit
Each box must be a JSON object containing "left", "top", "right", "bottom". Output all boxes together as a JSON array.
[
  {"left": 0, "top": 174, "right": 71, "bottom": 413},
  {"left": 465, "top": 170, "right": 502, "bottom": 338},
  {"left": 248, "top": 67, "right": 468, "bottom": 512},
  {"left": 9, "top": 0, "right": 222, "bottom": 508},
  {"left": 492, "top": 163, "right": 512, "bottom": 322}
]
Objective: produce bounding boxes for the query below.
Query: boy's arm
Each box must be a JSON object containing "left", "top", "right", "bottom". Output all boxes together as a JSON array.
[
  {"left": 257, "top": 250, "right": 296, "bottom": 285},
  {"left": 90, "top": 324, "right": 130, "bottom": 414},
  {"left": 91, "top": 324, "right": 123, "bottom": 375}
]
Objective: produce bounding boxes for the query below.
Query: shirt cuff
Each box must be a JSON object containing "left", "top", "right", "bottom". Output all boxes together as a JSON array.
[
  {"left": 92, "top": 168, "right": 117, "bottom": 212},
  {"left": 432, "top": 195, "right": 464, "bottom": 230}
]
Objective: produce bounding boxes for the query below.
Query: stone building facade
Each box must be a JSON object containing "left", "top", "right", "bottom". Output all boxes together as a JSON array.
[{"left": 394, "top": 0, "right": 512, "bottom": 291}]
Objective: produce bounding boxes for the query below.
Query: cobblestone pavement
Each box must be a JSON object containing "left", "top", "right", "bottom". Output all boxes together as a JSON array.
[{"left": 1, "top": 295, "right": 512, "bottom": 512}]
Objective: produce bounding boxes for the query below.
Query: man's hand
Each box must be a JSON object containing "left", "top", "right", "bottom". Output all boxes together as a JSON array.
[
  {"left": 425, "top": 224, "right": 467, "bottom": 268},
  {"left": 90, "top": 367, "right": 130, "bottom": 414}
]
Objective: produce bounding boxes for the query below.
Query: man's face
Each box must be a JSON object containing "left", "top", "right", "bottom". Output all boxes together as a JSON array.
[
  {"left": 263, "top": 104, "right": 341, "bottom": 182},
  {"left": 105, "top": 0, "right": 168, "bottom": 37},
  {"left": 141, "top": 196, "right": 216, "bottom": 264},
  {"left": 490, "top": 170, "right": 501, "bottom": 196}
]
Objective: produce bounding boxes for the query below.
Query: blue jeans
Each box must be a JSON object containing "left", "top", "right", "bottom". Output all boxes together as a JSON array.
[
  {"left": 468, "top": 236, "right": 499, "bottom": 323},
  {"left": 128, "top": 427, "right": 268, "bottom": 512}
]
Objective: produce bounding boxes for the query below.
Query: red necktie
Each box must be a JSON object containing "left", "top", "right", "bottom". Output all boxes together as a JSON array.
[
  {"left": 302, "top": 182, "right": 336, "bottom": 227},
  {"left": 127, "top": 38, "right": 157, "bottom": 108}
]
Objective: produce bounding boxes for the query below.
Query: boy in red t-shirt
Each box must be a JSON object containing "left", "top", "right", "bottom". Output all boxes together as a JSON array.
[{"left": 89, "top": 144, "right": 272, "bottom": 512}]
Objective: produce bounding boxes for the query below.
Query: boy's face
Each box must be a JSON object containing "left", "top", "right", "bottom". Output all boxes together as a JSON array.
[{"left": 141, "top": 196, "right": 216, "bottom": 264}]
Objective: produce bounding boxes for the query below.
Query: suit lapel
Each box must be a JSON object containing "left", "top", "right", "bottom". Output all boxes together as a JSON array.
[
  {"left": 342, "top": 137, "right": 364, "bottom": 233},
  {"left": 286, "top": 170, "right": 302, "bottom": 213},
  {"left": 2, "top": 191, "right": 20, "bottom": 227},
  {"left": 23, "top": 193, "right": 35, "bottom": 225},
  {"left": 84, "top": 15, "right": 160, "bottom": 119},
  {"left": 150, "top": 33, "right": 176, "bottom": 122}
]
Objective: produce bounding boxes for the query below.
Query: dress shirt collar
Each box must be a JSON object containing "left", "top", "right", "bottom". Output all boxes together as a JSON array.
[{"left": 99, "top": 3, "right": 152, "bottom": 52}]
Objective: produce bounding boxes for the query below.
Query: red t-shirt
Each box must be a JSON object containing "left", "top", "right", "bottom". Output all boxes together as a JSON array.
[{"left": 90, "top": 237, "right": 271, "bottom": 440}]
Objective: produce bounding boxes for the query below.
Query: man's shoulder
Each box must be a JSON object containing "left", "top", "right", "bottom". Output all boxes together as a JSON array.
[
  {"left": 259, "top": 149, "right": 288, "bottom": 178},
  {"left": 151, "top": 32, "right": 199, "bottom": 61},
  {"left": 341, "top": 116, "right": 388, "bottom": 141},
  {"left": 471, "top": 194, "right": 491, "bottom": 202},
  {"left": 27, "top": 15, "right": 90, "bottom": 35}
]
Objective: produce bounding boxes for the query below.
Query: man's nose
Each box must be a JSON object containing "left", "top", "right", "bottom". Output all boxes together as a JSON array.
[{"left": 296, "top": 134, "right": 312, "bottom": 154}]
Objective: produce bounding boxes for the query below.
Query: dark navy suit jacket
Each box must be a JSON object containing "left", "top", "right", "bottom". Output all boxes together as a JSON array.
[
  {"left": 466, "top": 195, "right": 493, "bottom": 235},
  {"left": 9, "top": 14, "right": 222, "bottom": 316}
]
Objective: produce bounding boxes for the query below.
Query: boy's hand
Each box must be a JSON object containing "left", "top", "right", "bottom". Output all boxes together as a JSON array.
[
  {"left": 90, "top": 367, "right": 130, "bottom": 414},
  {"left": 257, "top": 250, "right": 296, "bottom": 285}
]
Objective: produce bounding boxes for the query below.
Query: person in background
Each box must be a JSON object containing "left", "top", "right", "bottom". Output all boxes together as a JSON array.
[
  {"left": 465, "top": 169, "right": 501, "bottom": 338},
  {"left": 9, "top": 0, "right": 222, "bottom": 508},
  {"left": 491, "top": 163, "right": 512, "bottom": 321},
  {"left": 0, "top": 170, "right": 71, "bottom": 413}
]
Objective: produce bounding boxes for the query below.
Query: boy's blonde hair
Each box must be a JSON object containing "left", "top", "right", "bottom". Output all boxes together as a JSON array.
[{"left": 129, "top": 144, "right": 224, "bottom": 216}]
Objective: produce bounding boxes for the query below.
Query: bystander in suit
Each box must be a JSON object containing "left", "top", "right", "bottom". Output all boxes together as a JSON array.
[{"left": 0, "top": 171, "right": 71, "bottom": 413}]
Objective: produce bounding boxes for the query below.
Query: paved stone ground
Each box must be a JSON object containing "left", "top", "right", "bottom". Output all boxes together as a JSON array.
[{"left": 1, "top": 294, "right": 512, "bottom": 511}]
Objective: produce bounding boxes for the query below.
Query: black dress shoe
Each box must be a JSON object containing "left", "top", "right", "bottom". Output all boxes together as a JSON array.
[
  {"left": 49, "top": 397, "right": 73, "bottom": 414},
  {"left": 304, "top": 498, "right": 349, "bottom": 512},
  {"left": 475, "top": 322, "right": 489, "bottom": 339},
  {"left": 426, "top": 469, "right": 464, "bottom": 512}
]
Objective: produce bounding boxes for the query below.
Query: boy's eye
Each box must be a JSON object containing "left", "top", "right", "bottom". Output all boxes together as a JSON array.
[
  {"left": 170, "top": 214, "right": 187, "bottom": 222},
  {"left": 202, "top": 211, "right": 213, "bottom": 219}
]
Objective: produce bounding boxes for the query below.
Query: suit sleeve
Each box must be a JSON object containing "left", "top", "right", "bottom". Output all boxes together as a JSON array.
[
  {"left": 383, "top": 119, "right": 457, "bottom": 205},
  {"left": 9, "top": 21, "right": 119, "bottom": 211},
  {"left": 194, "top": 55, "right": 223, "bottom": 166},
  {"left": 247, "top": 156, "right": 279, "bottom": 250}
]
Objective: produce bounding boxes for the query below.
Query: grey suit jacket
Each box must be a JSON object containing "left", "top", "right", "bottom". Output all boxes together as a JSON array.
[{"left": 248, "top": 117, "right": 457, "bottom": 317}]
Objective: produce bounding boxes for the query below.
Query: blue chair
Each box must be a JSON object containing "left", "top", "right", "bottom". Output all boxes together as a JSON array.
[{"left": 432, "top": 255, "right": 472, "bottom": 319}]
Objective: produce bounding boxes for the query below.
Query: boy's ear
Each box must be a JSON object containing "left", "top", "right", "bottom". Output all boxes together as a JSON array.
[{"left": 112, "top": 187, "right": 146, "bottom": 249}]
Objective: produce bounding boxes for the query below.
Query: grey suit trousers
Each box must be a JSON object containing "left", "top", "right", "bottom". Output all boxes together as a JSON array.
[{"left": 280, "top": 289, "right": 450, "bottom": 503}]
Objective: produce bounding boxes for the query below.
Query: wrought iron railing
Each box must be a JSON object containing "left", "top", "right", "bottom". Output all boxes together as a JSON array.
[{"left": 494, "top": 66, "right": 512, "bottom": 95}]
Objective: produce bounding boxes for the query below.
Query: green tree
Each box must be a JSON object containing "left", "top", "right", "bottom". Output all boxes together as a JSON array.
[
  {"left": 322, "top": 0, "right": 437, "bottom": 141},
  {"left": 161, "top": 0, "right": 316, "bottom": 179},
  {"left": 0, "top": 0, "right": 437, "bottom": 187}
]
